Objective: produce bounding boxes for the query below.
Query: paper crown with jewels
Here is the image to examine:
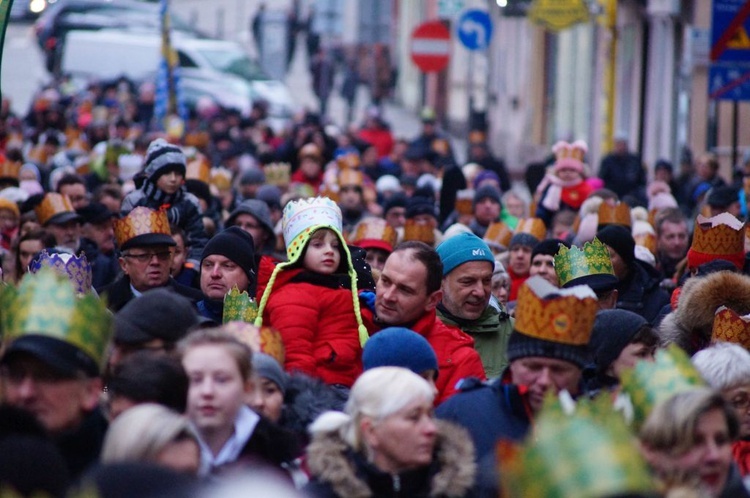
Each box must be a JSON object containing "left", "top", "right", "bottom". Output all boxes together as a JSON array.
[
  {"left": 455, "top": 189, "right": 475, "bottom": 216},
  {"left": 402, "top": 219, "right": 436, "bottom": 245},
  {"left": 223, "top": 286, "right": 259, "bottom": 324},
  {"left": 348, "top": 218, "right": 398, "bottom": 253},
  {"left": 620, "top": 344, "right": 706, "bottom": 428},
  {"left": 34, "top": 193, "right": 81, "bottom": 226},
  {"left": 186, "top": 152, "right": 211, "bottom": 184},
  {"left": 264, "top": 162, "right": 291, "bottom": 187},
  {"left": 221, "top": 321, "right": 285, "bottom": 365},
  {"left": 483, "top": 221, "right": 514, "bottom": 250},
  {"left": 712, "top": 306, "right": 750, "bottom": 350},
  {"left": 514, "top": 218, "right": 547, "bottom": 241},
  {"left": 597, "top": 201, "right": 631, "bottom": 228},
  {"left": 1, "top": 268, "right": 112, "bottom": 373},
  {"left": 688, "top": 213, "right": 745, "bottom": 270},
  {"left": 113, "top": 207, "right": 175, "bottom": 251},
  {"left": 514, "top": 276, "right": 598, "bottom": 346},
  {"left": 500, "top": 395, "right": 656, "bottom": 498},
  {"left": 256, "top": 196, "right": 369, "bottom": 348},
  {"left": 29, "top": 250, "right": 93, "bottom": 295},
  {"left": 554, "top": 238, "right": 617, "bottom": 290},
  {"left": 552, "top": 140, "right": 587, "bottom": 172}
]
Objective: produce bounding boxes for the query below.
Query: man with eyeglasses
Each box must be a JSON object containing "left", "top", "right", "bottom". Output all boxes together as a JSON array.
[{"left": 102, "top": 207, "right": 202, "bottom": 312}]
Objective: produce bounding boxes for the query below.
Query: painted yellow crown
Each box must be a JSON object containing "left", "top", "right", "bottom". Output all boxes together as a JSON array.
[
  {"left": 712, "top": 306, "right": 750, "bottom": 350},
  {"left": 186, "top": 153, "right": 211, "bottom": 183},
  {"left": 515, "top": 218, "right": 547, "bottom": 241},
  {"left": 336, "top": 153, "right": 360, "bottom": 170},
  {"left": 620, "top": 344, "right": 706, "bottom": 428},
  {"left": 598, "top": 202, "right": 631, "bottom": 228},
  {"left": 455, "top": 189, "right": 475, "bottom": 216},
  {"left": 0, "top": 157, "right": 20, "bottom": 180},
  {"left": 210, "top": 167, "right": 233, "bottom": 191},
  {"left": 34, "top": 193, "right": 75, "bottom": 225},
  {"left": 483, "top": 222, "right": 513, "bottom": 250},
  {"left": 348, "top": 218, "right": 397, "bottom": 250},
  {"left": 223, "top": 286, "right": 258, "bottom": 324},
  {"left": 402, "top": 219, "right": 435, "bottom": 245},
  {"left": 500, "top": 395, "right": 656, "bottom": 498},
  {"left": 221, "top": 321, "right": 285, "bottom": 365},
  {"left": 691, "top": 213, "right": 744, "bottom": 256},
  {"left": 514, "top": 276, "right": 598, "bottom": 346},
  {"left": 554, "top": 238, "right": 614, "bottom": 287},
  {"left": 552, "top": 140, "right": 587, "bottom": 163},
  {"left": 113, "top": 207, "right": 171, "bottom": 249},
  {"left": 1, "top": 268, "right": 112, "bottom": 368},
  {"left": 338, "top": 168, "right": 363, "bottom": 187},
  {"left": 264, "top": 162, "right": 291, "bottom": 187}
]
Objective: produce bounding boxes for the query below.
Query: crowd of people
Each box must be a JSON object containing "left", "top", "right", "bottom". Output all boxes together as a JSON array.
[{"left": 3, "top": 69, "right": 750, "bottom": 498}]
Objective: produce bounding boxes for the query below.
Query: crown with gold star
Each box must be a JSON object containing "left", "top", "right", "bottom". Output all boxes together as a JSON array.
[
  {"left": 598, "top": 201, "right": 631, "bottom": 228},
  {"left": 514, "top": 276, "right": 598, "bottom": 346},
  {"left": 113, "top": 207, "right": 175, "bottom": 251},
  {"left": 554, "top": 238, "right": 617, "bottom": 289},
  {"left": 620, "top": 344, "right": 706, "bottom": 428},
  {"left": 483, "top": 221, "right": 513, "bottom": 250},
  {"left": 1, "top": 268, "right": 112, "bottom": 374},
  {"left": 688, "top": 213, "right": 745, "bottom": 269},
  {"left": 712, "top": 306, "right": 750, "bottom": 350},
  {"left": 223, "top": 286, "right": 258, "bottom": 324},
  {"left": 29, "top": 250, "right": 93, "bottom": 295},
  {"left": 515, "top": 218, "right": 547, "bottom": 241},
  {"left": 264, "top": 162, "right": 291, "bottom": 187},
  {"left": 500, "top": 395, "right": 656, "bottom": 498},
  {"left": 221, "top": 321, "right": 285, "bottom": 365}
]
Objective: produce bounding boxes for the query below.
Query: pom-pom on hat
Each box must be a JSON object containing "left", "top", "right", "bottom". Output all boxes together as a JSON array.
[
  {"left": 143, "top": 138, "right": 186, "bottom": 181},
  {"left": 436, "top": 232, "right": 494, "bottom": 276},
  {"left": 363, "top": 327, "right": 438, "bottom": 375},
  {"left": 254, "top": 197, "right": 369, "bottom": 348}
]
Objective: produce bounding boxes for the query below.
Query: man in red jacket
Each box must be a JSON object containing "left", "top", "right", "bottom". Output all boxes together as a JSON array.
[{"left": 362, "top": 241, "right": 486, "bottom": 404}]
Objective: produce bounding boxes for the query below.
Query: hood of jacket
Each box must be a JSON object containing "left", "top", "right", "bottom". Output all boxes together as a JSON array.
[{"left": 307, "top": 420, "right": 475, "bottom": 498}]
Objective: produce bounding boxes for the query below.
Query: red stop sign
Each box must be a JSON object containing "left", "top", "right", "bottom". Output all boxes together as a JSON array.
[{"left": 410, "top": 21, "right": 451, "bottom": 73}]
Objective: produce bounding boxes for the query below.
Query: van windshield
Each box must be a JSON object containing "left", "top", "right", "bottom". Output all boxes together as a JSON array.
[{"left": 197, "top": 49, "right": 269, "bottom": 82}]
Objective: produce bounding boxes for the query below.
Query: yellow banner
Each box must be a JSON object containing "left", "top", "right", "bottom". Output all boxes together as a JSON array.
[{"left": 529, "top": 0, "right": 590, "bottom": 31}]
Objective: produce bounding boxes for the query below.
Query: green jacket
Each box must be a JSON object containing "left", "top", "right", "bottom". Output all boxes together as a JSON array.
[{"left": 436, "top": 302, "right": 513, "bottom": 379}]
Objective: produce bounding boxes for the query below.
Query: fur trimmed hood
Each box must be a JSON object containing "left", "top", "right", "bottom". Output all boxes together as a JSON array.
[
  {"left": 306, "top": 420, "right": 476, "bottom": 498},
  {"left": 659, "top": 271, "right": 750, "bottom": 354}
]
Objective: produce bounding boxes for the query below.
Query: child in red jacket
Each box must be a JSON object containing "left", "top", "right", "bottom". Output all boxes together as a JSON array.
[{"left": 255, "top": 197, "right": 369, "bottom": 388}]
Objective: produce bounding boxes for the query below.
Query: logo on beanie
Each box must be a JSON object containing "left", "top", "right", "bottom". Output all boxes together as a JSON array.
[{"left": 472, "top": 248, "right": 486, "bottom": 256}]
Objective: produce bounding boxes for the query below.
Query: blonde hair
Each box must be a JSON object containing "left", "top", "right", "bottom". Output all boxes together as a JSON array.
[
  {"left": 101, "top": 403, "right": 198, "bottom": 463},
  {"left": 309, "top": 367, "right": 434, "bottom": 452},
  {"left": 177, "top": 327, "right": 253, "bottom": 381},
  {"left": 640, "top": 388, "right": 738, "bottom": 456}
]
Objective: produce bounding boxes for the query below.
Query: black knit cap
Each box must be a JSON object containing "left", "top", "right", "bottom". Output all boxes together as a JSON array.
[
  {"left": 406, "top": 196, "right": 437, "bottom": 219},
  {"left": 588, "top": 309, "right": 647, "bottom": 375},
  {"left": 596, "top": 225, "right": 635, "bottom": 268},
  {"left": 506, "top": 331, "right": 590, "bottom": 368},
  {"left": 201, "top": 226, "right": 257, "bottom": 284},
  {"left": 707, "top": 185, "right": 740, "bottom": 209},
  {"left": 532, "top": 239, "right": 568, "bottom": 260}
]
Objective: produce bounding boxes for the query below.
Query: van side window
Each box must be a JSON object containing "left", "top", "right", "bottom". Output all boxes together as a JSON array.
[{"left": 178, "top": 52, "right": 197, "bottom": 68}]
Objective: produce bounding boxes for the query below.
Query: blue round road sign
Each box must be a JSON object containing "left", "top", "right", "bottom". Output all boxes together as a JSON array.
[{"left": 457, "top": 9, "right": 493, "bottom": 51}]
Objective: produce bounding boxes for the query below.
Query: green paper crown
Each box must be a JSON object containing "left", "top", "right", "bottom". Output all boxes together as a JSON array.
[
  {"left": 554, "top": 238, "right": 615, "bottom": 287},
  {"left": 501, "top": 394, "right": 656, "bottom": 498},
  {"left": 620, "top": 344, "right": 706, "bottom": 429},
  {"left": 1, "top": 268, "right": 112, "bottom": 368},
  {"left": 223, "top": 286, "right": 258, "bottom": 324}
]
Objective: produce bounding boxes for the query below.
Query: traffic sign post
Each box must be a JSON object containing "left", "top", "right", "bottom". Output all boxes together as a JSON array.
[
  {"left": 410, "top": 21, "right": 451, "bottom": 73},
  {"left": 457, "top": 9, "right": 493, "bottom": 51}
]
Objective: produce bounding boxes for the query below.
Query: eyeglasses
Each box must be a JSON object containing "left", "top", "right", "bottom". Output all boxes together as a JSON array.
[
  {"left": 122, "top": 250, "right": 172, "bottom": 263},
  {"left": 731, "top": 394, "right": 750, "bottom": 412}
]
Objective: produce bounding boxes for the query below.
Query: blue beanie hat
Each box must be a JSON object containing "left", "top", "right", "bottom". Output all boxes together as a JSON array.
[
  {"left": 436, "top": 232, "right": 494, "bottom": 276},
  {"left": 363, "top": 327, "right": 438, "bottom": 375}
]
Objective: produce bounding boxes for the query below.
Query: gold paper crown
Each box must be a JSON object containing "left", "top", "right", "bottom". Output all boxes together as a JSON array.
[
  {"left": 554, "top": 238, "right": 615, "bottom": 287},
  {"left": 620, "top": 344, "right": 706, "bottom": 428},
  {"left": 338, "top": 168, "right": 363, "bottom": 188},
  {"left": 598, "top": 202, "right": 631, "bottom": 228},
  {"left": 221, "top": 321, "right": 285, "bottom": 365},
  {"left": 336, "top": 153, "right": 360, "bottom": 170},
  {"left": 186, "top": 154, "right": 210, "bottom": 183},
  {"left": 34, "top": 193, "right": 75, "bottom": 225},
  {"left": 113, "top": 207, "right": 171, "bottom": 249},
  {"left": 1, "top": 268, "right": 112, "bottom": 369},
  {"left": 223, "top": 286, "right": 258, "bottom": 324},
  {"left": 402, "top": 219, "right": 435, "bottom": 245},
  {"left": 514, "top": 276, "right": 598, "bottom": 346},
  {"left": 552, "top": 140, "right": 587, "bottom": 163},
  {"left": 455, "top": 189, "right": 475, "bottom": 216},
  {"left": 483, "top": 222, "right": 513, "bottom": 250},
  {"left": 264, "top": 162, "right": 291, "bottom": 187},
  {"left": 210, "top": 167, "right": 233, "bottom": 191},
  {"left": 691, "top": 213, "right": 745, "bottom": 256},
  {"left": 633, "top": 232, "right": 657, "bottom": 255},
  {"left": 515, "top": 218, "right": 547, "bottom": 241},
  {"left": 501, "top": 395, "right": 656, "bottom": 498},
  {"left": 348, "top": 218, "right": 397, "bottom": 251},
  {"left": 0, "top": 157, "right": 20, "bottom": 180},
  {"left": 712, "top": 306, "right": 750, "bottom": 350}
]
